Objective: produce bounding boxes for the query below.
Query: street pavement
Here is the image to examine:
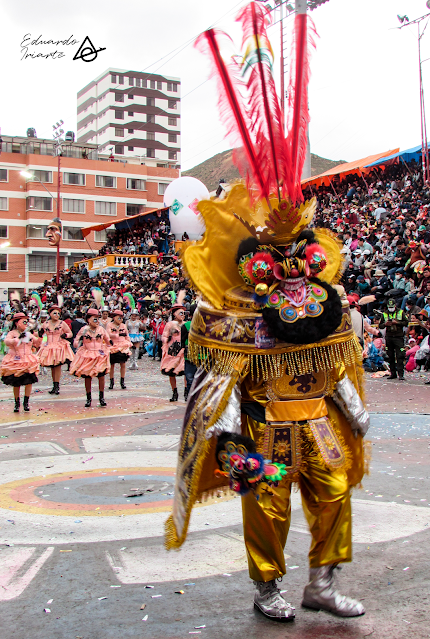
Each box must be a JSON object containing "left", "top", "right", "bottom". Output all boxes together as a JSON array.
[{"left": 0, "top": 358, "right": 429, "bottom": 639}]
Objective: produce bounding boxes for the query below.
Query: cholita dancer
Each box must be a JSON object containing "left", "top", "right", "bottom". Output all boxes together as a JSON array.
[
  {"left": 0, "top": 312, "right": 41, "bottom": 412},
  {"left": 70, "top": 309, "right": 110, "bottom": 407},
  {"left": 37, "top": 305, "right": 74, "bottom": 395},
  {"left": 108, "top": 310, "right": 132, "bottom": 389},
  {"left": 125, "top": 295, "right": 144, "bottom": 370},
  {"left": 160, "top": 294, "right": 186, "bottom": 402}
]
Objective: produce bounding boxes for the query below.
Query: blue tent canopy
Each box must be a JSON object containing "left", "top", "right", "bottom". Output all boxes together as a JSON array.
[{"left": 364, "top": 144, "right": 423, "bottom": 168}]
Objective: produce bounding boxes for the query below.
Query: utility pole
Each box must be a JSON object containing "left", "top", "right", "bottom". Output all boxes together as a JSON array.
[
  {"left": 53, "top": 121, "right": 64, "bottom": 284},
  {"left": 397, "top": 12, "right": 430, "bottom": 184}
]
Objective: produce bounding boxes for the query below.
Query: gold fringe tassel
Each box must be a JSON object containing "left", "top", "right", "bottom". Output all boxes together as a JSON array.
[{"left": 188, "top": 337, "right": 362, "bottom": 381}]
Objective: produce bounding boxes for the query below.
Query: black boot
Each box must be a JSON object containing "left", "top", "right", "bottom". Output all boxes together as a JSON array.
[
  {"left": 99, "top": 391, "right": 107, "bottom": 407},
  {"left": 184, "top": 387, "right": 189, "bottom": 401},
  {"left": 14, "top": 398, "right": 20, "bottom": 413},
  {"left": 49, "top": 381, "right": 60, "bottom": 395},
  {"left": 170, "top": 388, "right": 178, "bottom": 402},
  {"left": 120, "top": 377, "right": 126, "bottom": 389},
  {"left": 109, "top": 378, "right": 114, "bottom": 390},
  {"left": 387, "top": 372, "right": 397, "bottom": 379},
  {"left": 85, "top": 393, "right": 92, "bottom": 408},
  {"left": 23, "top": 396, "right": 30, "bottom": 412}
]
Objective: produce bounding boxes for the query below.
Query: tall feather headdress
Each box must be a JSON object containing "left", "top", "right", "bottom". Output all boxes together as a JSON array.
[{"left": 195, "top": 1, "right": 316, "bottom": 207}]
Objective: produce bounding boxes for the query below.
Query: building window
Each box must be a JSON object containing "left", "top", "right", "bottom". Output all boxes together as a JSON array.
[
  {"left": 0, "top": 226, "right": 7, "bottom": 238},
  {"left": 147, "top": 97, "right": 154, "bottom": 107},
  {"left": 128, "top": 94, "right": 134, "bottom": 100},
  {"left": 115, "top": 128, "right": 124, "bottom": 137},
  {"left": 168, "top": 100, "right": 177, "bottom": 109},
  {"left": 95, "top": 201, "right": 117, "bottom": 215},
  {"left": 94, "top": 229, "right": 108, "bottom": 242},
  {"left": 147, "top": 114, "right": 155, "bottom": 123},
  {"left": 27, "top": 224, "right": 48, "bottom": 239},
  {"left": 0, "top": 169, "right": 8, "bottom": 181},
  {"left": 147, "top": 132, "right": 155, "bottom": 140},
  {"left": 128, "top": 146, "right": 134, "bottom": 151},
  {"left": 147, "top": 149, "right": 155, "bottom": 158},
  {"left": 115, "top": 145, "right": 124, "bottom": 154},
  {"left": 111, "top": 74, "right": 117, "bottom": 83},
  {"left": 150, "top": 80, "right": 156, "bottom": 89},
  {"left": 135, "top": 78, "right": 141, "bottom": 87},
  {"left": 129, "top": 77, "right": 134, "bottom": 86},
  {"left": 0, "top": 254, "right": 7, "bottom": 271},
  {"left": 141, "top": 79, "right": 147, "bottom": 88},
  {"left": 126, "top": 203, "right": 142, "bottom": 216},
  {"left": 157, "top": 81, "right": 163, "bottom": 90},
  {"left": 115, "top": 110, "right": 124, "bottom": 119},
  {"left": 127, "top": 178, "right": 146, "bottom": 190},
  {"left": 168, "top": 133, "right": 177, "bottom": 143},
  {"left": 168, "top": 151, "right": 177, "bottom": 160},
  {"left": 168, "top": 117, "right": 177, "bottom": 126},
  {"left": 119, "top": 76, "right": 124, "bottom": 85},
  {"left": 128, "top": 128, "right": 134, "bottom": 134},
  {"left": 0, "top": 197, "right": 8, "bottom": 211},
  {"left": 63, "top": 172, "right": 85, "bottom": 186},
  {"left": 128, "top": 111, "right": 134, "bottom": 116},
  {"left": 96, "top": 175, "right": 116, "bottom": 188},
  {"left": 63, "top": 198, "right": 85, "bottom": 213},
  {"left": 26, "top": 196, "right": 52, "bottom": 211},
  {"left": 29, "top": 255, "right": 56, "bottom": 272},
  {"left": 63, "top": 226, "right": 84, "bottom": 241},
  {"left": 115, "top": 93, "right": 124, "bottom": 102},
  {"left": 158, "top": 183, "right": 169, "bottom": 195},
  {"left": 167, "top": 82, "right": 178, "bottom": 92},
  {"left": 32, "top": 170, "right": 53, "bottom": 183}
]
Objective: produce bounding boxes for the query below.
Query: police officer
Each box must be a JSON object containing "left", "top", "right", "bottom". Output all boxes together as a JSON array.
[{"left": 379, "top": 298, "right": 408, "bottom": 380}]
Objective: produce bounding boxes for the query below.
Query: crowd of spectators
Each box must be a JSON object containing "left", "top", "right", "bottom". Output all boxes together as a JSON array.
[
  {"left": 304, "top": 159, "right": 430, "bottom": 374},
  {"left": 1, "top": 157, "right": 430, "bottom": 377}
]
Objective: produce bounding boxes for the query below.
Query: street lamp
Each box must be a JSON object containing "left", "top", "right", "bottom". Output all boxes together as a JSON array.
[{"left": 20, "top": 170, "right": 57, "bottom": 202}]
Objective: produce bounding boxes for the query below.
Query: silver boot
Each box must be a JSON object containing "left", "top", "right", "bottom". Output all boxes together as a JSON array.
[
  {"left": 302, "top": 565, "right": 365, "bottom": 617},
  {"left": 254, "top": 580, "right": 295, "bottom": 622},
  {"left": 129, "top": 348, "right": 138, "bottom": 370}
]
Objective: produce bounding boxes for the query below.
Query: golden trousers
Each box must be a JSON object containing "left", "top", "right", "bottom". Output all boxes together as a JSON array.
[{"left": 241, "top": 417, "right": 352, "bottom": 582}]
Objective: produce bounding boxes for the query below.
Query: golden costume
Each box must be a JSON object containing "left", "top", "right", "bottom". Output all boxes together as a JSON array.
[{"left": 166, "top": 2, "right": 369, "bottom": 621}]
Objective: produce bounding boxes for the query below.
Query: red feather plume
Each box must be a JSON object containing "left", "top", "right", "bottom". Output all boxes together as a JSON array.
[
  {"left": 284, "top": 12, "right": 317, "bottom": 204},
  {"left": 195, "top": 2, "right": 316, "bottom": 206},
  {"left": 195, "top": 29, "right": 269, "bottom": 203}
]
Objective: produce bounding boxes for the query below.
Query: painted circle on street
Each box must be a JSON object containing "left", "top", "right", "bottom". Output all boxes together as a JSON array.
[{"left": 0, "top": 468, "right": 176, "bottom": 517}]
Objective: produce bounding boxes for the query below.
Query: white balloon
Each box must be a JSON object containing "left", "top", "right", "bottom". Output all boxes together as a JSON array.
[{"left": 163, "top": 176, "right": 208, "bottom": 240}]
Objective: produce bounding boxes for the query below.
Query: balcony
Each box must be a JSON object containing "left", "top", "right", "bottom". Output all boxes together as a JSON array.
[{"left": 75, "top": 253, "right": 159, "bottom": 271}]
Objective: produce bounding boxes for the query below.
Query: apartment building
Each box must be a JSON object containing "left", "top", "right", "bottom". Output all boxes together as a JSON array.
[
  {"left": 77, "top": 68, "right": 181, "bottom": 166},
  {"left": 0, "top": 134, "right": 179, "bottom": 300}
]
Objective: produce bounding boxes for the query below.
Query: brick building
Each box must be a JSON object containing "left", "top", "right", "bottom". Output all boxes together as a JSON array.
[{"left": 0, "top": 134, "right": 179, "bottom": 300}]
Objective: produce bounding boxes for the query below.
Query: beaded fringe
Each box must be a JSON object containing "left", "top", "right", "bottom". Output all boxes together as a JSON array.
[{"left": 188, "top": 336, "right": 362, "bottom": 381}]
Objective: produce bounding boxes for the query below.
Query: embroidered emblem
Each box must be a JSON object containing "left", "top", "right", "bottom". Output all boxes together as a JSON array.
[{"left": 308, "top": 417, "right": 346, "bottom": 470}]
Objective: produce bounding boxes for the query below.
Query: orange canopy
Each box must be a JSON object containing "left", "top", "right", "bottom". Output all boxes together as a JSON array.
[
  {"left": 301, "top": 148, "right": 400, "bottom": 189},
  {"left": 81, "top": 206, "right": 169, "bottom": 238}
]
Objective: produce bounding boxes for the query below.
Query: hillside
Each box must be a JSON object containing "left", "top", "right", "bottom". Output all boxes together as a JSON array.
[{"left": 182, "top": 149, "right": 345, "bottom": 192}]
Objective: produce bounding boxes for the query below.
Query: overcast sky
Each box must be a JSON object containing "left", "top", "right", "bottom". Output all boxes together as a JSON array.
[{"left": 2, "top": 0, "right": 430, "bottom": 170}]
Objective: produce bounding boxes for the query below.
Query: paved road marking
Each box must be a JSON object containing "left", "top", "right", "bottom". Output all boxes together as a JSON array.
[
  {"left": 0, "top": 546, "right": 54, "bottom": 601},
  {"left": 82, "top": 435, "right": 180, "bottom": 453}
]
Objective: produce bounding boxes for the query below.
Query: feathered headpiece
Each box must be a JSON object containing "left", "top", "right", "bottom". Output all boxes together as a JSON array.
[
  {"left": 30, "top": 292, "right": 43, "bottom": 310},
  {"left": 123, "top": 292, "right": 136, "bottom": 311},
  {"left": 91, "top": 287, "right": 105, "bottom": 309},
  {"left": 195, "top": 1, "right": 316, "bottom": 207}
]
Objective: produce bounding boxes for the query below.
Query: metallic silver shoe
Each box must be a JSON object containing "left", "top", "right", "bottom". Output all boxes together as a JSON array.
[
  {"left": 254, "top": 580, "right": 295, "bottom": 622},
  {"left": 302, "top": 565, "right": 365, "bottom": 617}
]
